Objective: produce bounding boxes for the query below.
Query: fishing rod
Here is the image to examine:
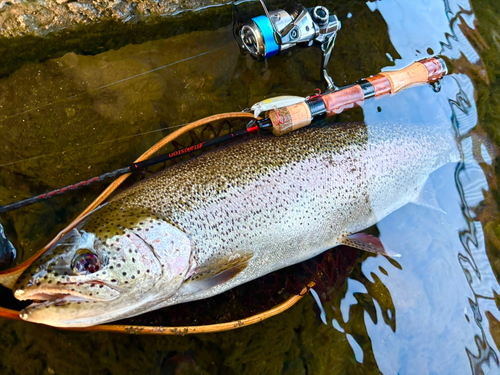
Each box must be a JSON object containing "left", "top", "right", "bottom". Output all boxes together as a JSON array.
[
  {"left": 0, "top": 125, "right": 260, "bottom": 214},
  {"left": 0, "top": 56, "right": 447, "bottom": 215}
]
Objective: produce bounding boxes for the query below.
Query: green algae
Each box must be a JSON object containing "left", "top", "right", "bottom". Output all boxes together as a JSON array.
[{"left": 469, "top": 0, "right": 500, "bottom": 350}]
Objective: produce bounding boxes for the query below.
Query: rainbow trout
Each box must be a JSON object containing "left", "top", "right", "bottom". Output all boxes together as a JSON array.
[{"left": 14, "top": 121, "right": 460, "bottom": 327}]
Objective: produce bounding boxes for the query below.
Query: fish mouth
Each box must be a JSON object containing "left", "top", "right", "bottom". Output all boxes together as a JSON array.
[
  {"left": 15, "top": 281, "right": 123, "bottom": 327},
  {"left": 15, "top": 281, "right": 120, "bottom": 306}
]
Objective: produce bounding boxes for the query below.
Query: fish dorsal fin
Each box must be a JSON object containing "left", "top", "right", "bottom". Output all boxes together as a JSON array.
[
  {"left": 182, "top": 252, "right": 253, "bottom": 294},
  {"left": 412, "top": 178, "right": 446, "bottom": 214},
  {"left": 342, "top": 233, "right": 400, "bottom": 258}
]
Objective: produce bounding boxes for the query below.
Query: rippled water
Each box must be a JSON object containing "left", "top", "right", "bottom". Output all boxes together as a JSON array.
[{"left": 1, "top": 0, "right": 500, "bottom": 373}]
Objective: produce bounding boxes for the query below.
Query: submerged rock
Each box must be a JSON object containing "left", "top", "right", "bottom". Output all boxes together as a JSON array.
[
  {"left": 0, "top": 222, "right": 15, "bottom": 269},
  {"left": 0, "top": 0, "right": 228, "bottom": 38}
]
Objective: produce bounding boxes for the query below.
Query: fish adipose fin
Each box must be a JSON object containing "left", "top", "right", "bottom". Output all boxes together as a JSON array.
[
  {"left": 182, "top": 252, "right": 253, "bottom": 294},
  {"left": 342, "top": 233, "right": 401, "bottom": 258}
]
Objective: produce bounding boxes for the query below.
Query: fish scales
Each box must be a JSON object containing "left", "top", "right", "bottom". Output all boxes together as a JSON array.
[
  {"left": 114, "top": 122, "right": 457, "bottom": 303},
  {"left": 15, "top": 121, "right": 460, "bottom": 327}
]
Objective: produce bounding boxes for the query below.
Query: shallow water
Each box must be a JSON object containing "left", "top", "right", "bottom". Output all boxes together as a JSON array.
[{"left": 1, "top": 0, "right": 500, "bottom": 373}]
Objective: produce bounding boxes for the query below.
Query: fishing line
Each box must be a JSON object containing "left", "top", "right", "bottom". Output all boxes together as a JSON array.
[
  {"left": 0, "top": 121, "right": 260, "bottom": 213},
  {"left": 0, "top": 121, "right": 196, "bottom": 168},
  {"left": 0, "top": 41, "right": 234, "bottom": 167},
  {"left": 0, "top": 43, "right": 229, "bottom": 123}
]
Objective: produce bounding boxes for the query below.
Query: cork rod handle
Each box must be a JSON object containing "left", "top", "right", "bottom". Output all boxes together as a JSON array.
[
  {"left": 367, "top": 57, "right": 447, "bottom": 96},
  {"left": 379, "top": 61, "right": 432, "bottom": 93}
]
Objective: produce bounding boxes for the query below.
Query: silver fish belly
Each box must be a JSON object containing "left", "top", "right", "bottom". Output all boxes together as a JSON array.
[{"left": 15, "top": 121, "right": 460, "bottom": 326}]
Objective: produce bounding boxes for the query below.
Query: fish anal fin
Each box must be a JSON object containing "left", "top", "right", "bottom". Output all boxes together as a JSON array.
[
  {"left": 183, "top": 252, "right": 252, "bottom": 294},
  {"left": 342, "top": 233, "right": 400, "bottom": 258},
  {"left": 413, "top": 179, "right": 446, "bottom": 214}
]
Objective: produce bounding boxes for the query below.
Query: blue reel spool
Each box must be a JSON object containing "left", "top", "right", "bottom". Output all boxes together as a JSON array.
[{"left": 252, "top": 15, "right": 280, "bottom": 58}]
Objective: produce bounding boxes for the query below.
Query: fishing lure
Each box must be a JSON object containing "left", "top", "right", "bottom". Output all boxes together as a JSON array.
[{"left": 251, "top": 95, "right": 305, "bottom": 118}]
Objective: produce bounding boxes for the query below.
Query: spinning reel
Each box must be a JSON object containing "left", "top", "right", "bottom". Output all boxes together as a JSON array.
[{"left": 236, "top": 0, "right": 341, "bottom": 90}]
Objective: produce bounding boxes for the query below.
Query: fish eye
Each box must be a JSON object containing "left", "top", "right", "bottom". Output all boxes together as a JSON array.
[{"left": 72, "top": 249, "right": 101, "bottom": 275}]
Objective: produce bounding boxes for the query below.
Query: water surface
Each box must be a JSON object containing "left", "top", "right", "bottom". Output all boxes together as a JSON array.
[{"left": 1, "top": 0, "right": 500, "bottom": 374}]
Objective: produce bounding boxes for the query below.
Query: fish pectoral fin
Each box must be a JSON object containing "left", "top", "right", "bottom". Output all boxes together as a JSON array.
[
  {"left": 182, "top": 252, "right": 253, "bottom": 294},
  {"left": 342, "top": 233, "right": 401, "bottom": 258}
]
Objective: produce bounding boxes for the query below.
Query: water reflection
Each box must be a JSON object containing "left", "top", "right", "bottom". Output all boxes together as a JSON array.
[{"left": 315, "top": 0, "right": 500, "bottom": 374}]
